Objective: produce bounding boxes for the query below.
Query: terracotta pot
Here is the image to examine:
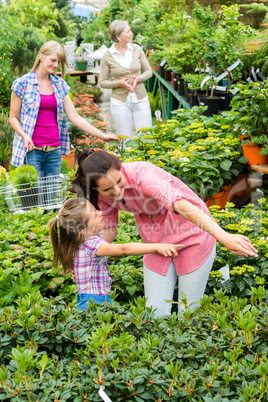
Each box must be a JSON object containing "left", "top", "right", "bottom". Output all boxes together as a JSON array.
[
  {"left": 62, "top": 149, "right": 75, "bottom": 169},
  {"left": 241, "top": 135, "right": 268, "bottom": 165},
  {"left": 205, "top": 190, "right": 225, "bottom": 208},
  {"left": 221, "top": 183, "right": 232, "bottom": 206}
]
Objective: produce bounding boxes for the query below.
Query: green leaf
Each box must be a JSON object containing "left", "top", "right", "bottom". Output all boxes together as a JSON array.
[{"left": 220, "top": 159, "right": 232, "bottom": 171}]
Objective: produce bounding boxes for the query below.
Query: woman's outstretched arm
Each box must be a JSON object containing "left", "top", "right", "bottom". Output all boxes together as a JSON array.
[
  {"left": 63, "top": 94, "right": 119, "bottom": 142},
  {"left": 173, "top": 199, "right": 258, "bottom": 257}
]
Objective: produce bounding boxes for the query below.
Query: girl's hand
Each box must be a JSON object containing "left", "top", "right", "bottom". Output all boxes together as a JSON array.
[
  {"left": 220, "top": 233, "right": 258, "bottom": 257},
  {"left": 117, "top": 77, "right": 134, "bottom": 92},
  {"left": 23, "top": 136, "right": 34, "bottom": 151},
  {"left": 156, "top": 244, "right": 183, "bottom": 258},
  {"left": 132, "top": 76, "right": 140, "bottom": 90}
]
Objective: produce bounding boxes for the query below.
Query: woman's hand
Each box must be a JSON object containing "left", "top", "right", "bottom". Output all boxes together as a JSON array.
[
  {"left": 155, "top": 243, "right": 183, "bottom": 258},
  {"left": 116, "top": 77, "right": 134, "bottom": 92},
  {"left": 23, "top": 135, "right": 35, "bottom": 151},
  {"left": 132, "top": 76, "right": 140, "bottom": 90},
  {"left": 102, "top": 133, "right": 121, "bottom": 143},
  {"left": 219, "top": 233, "right": 258, "bottom": 257}
]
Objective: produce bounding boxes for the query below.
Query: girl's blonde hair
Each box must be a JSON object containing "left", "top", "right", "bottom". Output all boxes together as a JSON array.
[
  {"left": 31, "top": 40, "right": 67, "bottom": 78},
  {"left": 48, "top": 198, "right": 90, "bottom": 273},
  {"left": 109, "top": 20, "right": 129, "bottom": 42}
]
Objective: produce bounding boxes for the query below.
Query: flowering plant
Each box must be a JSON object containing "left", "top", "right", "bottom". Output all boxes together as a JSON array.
[
  {"left": 207, "top": 198, "right": 268, "bottom": 298},
  {"left": 68, "top": 94, "right": 106, "bottom": 154}
]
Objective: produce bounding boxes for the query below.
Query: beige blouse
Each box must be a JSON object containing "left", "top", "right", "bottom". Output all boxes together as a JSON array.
[{"left": 99, "top": 44, "right": 152, "bottom": 102}]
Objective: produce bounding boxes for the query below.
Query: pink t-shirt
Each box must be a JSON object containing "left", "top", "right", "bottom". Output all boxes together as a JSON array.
[
  {"left": 99, "top": 161, "right": 216, "bottom": 276},
  {"left": 32, "top": 93, "right": 61, "bottom": 147}
]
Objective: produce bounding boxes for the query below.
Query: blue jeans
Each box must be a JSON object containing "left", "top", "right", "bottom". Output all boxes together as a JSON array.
[
  {"left": 24, "top": 148, "right": 62, "bottom": 210},
  {"left": 24, "top": 148, "right": 62, "bottom": 178},
  {"left": 77, "top": 293, "right": 112, "bottom": 311}
]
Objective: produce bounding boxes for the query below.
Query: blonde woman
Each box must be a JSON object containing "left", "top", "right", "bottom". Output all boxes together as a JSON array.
[
  {"left": 9, "top": 40, "right": 118, "bottom": 176},
  {"left": 99, "top": 20, "right": 152, "bottom": 139}
]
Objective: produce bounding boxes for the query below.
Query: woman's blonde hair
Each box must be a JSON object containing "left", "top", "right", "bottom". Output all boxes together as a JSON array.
[
  {"left": 109, "top": 20, "right": 129, "bottom": 42},
  {"left": 31, "top": 40, "right": 67, "bottom": 78},
  {"left": 48, "top": 198, "right": 91, "bottom": 273}
]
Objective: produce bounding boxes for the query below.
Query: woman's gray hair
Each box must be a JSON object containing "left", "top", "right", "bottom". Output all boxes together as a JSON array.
[{"left": 109, "top": 20, "right": 129, "bottom": 42}]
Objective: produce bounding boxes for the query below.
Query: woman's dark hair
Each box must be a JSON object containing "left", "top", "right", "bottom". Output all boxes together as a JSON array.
[{"left": 70, "top": 149, "right": 122, "bottom": 209}]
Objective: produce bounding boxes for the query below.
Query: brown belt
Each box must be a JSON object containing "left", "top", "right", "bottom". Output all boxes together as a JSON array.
[{"left": 34, "top": 146, "right": 60, "bottom": 152}]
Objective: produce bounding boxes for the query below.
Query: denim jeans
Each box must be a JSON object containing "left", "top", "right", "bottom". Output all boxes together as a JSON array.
[
  {"left": 77, "top": 293, "right": 112, "bottom": 311},
  {"left": 24, "top": 148, "right": 62, "bottom": 178},
  {"left": 143, "top": 244, "right": 216, "bottom": 318},
  {"left": 24, "top": 148, "right": 62, "bottom": 210}
]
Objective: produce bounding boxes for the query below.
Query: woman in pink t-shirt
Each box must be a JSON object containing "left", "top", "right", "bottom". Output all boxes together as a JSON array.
[{"left": 71, "top": 149, "right": 258, "bottom": 318}]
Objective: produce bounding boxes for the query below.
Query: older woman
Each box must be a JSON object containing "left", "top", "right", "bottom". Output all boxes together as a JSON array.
[{"left": 99, "top": 20, "right": 153, "bottom": 139}]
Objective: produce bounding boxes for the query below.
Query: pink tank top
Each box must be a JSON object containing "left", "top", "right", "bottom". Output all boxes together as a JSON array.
[{"left": 32, "top": 93, "right": 61, "bottom": 147}]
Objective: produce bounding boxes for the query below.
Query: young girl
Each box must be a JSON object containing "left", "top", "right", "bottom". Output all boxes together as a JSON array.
[{"left": 49, "top": 198, "right": 182, "bottom": 310}]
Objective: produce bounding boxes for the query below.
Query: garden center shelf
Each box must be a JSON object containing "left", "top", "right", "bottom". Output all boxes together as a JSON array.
[{"left": 250, "top": 164, "right": 268, "bottom": 174}]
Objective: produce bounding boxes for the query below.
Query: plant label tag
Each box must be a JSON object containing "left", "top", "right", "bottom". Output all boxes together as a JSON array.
[{"left": 98, "top": 385, "right": 113, "bottom": 402}]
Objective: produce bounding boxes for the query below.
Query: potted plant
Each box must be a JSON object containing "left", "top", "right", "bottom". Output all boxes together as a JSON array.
[
  {"left": 181, "top": 73, "right": 208, "bottom": 107},
  {"left": 229, "top": 80, "right": 268, "bottom": 165},
  {"left": 197, "top": 38, "right": 223, "bottom": 115},
  {"left": 75, "top": 47, "right": 87, "bottom": 71},
  {"left": 9, "top": 165, "right": 39, "bottom": 210}
]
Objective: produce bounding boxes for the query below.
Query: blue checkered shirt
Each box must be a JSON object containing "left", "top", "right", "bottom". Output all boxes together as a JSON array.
[{"left": 11, "top": 71, "right": 70, "bottom": 167}]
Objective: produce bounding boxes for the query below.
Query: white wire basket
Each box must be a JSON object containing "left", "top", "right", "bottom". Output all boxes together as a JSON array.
[{"left": 1, "top": 174, "right": 67, "bottom": 214}]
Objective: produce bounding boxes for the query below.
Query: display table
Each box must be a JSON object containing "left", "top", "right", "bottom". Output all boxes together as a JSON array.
[
  {"left": 250, "top": 164, "right": 268, "bottom": 174},
  {"left": 56, "top": 70, "right": 98, "bottom": 85}
]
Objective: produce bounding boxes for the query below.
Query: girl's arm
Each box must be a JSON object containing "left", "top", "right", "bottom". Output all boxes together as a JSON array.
[
  {"left": 173, "top": 199, "right": 258, "bottom": 257},
  {"left": 9, "top": 92, "right": 35, "bottom": 150},
  {"left": 96, "top": 242, "right": 183, "bottom": 257},
  {"left": 63, "top": 94, "right": 119, "bottom": 142}
]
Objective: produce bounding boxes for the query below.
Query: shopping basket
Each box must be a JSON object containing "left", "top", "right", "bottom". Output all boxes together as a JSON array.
[{"left": 1, "top": 174, "right": 68, "bottom": 214}]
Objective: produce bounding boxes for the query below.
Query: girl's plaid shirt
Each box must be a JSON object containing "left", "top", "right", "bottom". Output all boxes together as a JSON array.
[
  {"left": 11, "top": 71, "right": 70, "bottom": 167},
  {"left": 74, "top": 236, "right": 113, "bottom": 296}
]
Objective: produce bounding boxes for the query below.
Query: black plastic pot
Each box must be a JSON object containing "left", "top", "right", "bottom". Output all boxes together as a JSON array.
[
  {"left": 198, "top": 96, "right": 222, "bottom": 116},
  {"left": 173, "top": 76, "right": 178, "bottom": 90},
  {"left": 164, "top": 69, "right": 172, "bottom": 81},
  {"left": 178, "top": 77, "right": 185, "bottom": 96},
  {"left": 159, "top": 65, "right": 165, "bottom": 78},
  {"left": 190, "top": 93, "right": 199, "bottom": 107},
  {"left": 217, "top": 91, "right": 233, "bottom": 111}
]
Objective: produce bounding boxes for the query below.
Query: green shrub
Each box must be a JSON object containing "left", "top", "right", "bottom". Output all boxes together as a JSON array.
[
  {"left": 0, "top": 291, "right": 268, "bottom": 400},
  {"left": 9, "top": 165, "right": 38, "bottom": 190}
]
